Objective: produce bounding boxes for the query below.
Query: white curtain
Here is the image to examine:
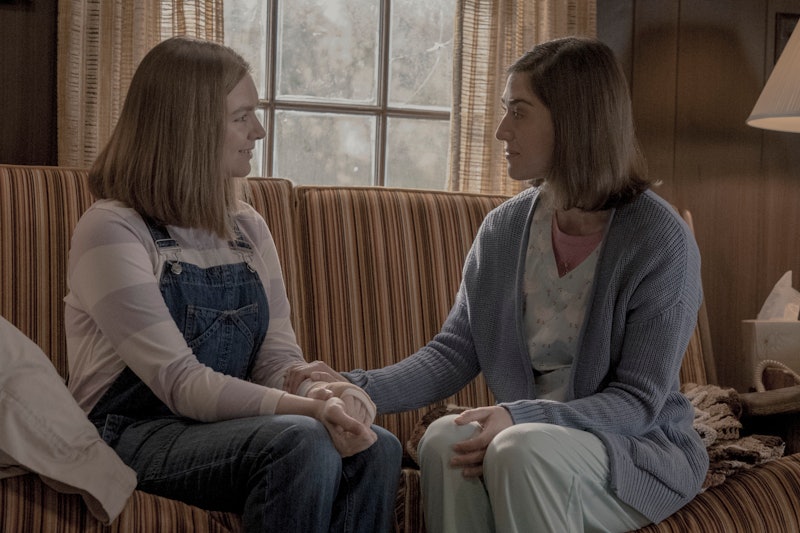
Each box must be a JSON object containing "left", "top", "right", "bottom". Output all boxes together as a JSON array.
[
  {"left": 448, "top": 0, "right": 596, "bottom": 195},
  {"left": 57, "top": 0, "right": 224, "bottom": 167}
]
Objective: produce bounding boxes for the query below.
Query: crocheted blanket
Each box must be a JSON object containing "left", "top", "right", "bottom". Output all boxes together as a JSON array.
[
  {"left": 405, "top": 384, "right": 786, "bottom": 491},
  {"left": 682, "top": 383, "right": 785, "bottom": 490}
]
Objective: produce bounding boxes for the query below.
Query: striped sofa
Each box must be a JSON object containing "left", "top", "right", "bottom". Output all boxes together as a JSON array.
[{"left": 1, "top": 164, "right": 800, "bottom": 532}]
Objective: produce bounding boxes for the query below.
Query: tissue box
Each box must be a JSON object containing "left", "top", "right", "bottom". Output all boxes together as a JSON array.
[{"left": 740, "top": 319, "right": 800, "bottom": 392}]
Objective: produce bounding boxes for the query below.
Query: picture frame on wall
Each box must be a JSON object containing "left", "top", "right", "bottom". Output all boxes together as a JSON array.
[{"left": 775, "top": 12, "right": 800, "bottom": 63}]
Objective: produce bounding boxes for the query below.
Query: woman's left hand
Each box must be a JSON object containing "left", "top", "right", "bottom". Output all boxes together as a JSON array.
[{"left": 450, "top": 406, "right": 513, "bottom": 478}]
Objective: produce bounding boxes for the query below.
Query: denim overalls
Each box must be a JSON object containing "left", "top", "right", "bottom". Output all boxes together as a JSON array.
[
  {"left": 89, "top": 215, "right": 269, "bottom": 443},
  {"left": 87, "top": 215, "right": 402, "bottom": 532}
]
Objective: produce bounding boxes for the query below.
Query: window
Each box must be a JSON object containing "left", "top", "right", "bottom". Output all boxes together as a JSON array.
[{"left": 224, "top": 0, "right": 455, "bottom": 189}]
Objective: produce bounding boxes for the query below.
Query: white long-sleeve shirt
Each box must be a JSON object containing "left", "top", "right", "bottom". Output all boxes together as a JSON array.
[
  {"left": 65, "top": 199, "right": 304, "bottom": 421},
  {"left": 0, "top": 315, "right": 136, "bottom": 524}
]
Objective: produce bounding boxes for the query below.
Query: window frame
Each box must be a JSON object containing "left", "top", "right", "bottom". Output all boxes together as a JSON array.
[{"left": 248, "top": 0, "right": 452, "bottom": 186}]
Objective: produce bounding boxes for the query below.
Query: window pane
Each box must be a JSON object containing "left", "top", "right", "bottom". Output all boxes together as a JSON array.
[
  {"left": 277, "top": 0, "right": 379, "bottom": 104},
  {"left": 388, "top": 0, "right": 455, "bottom": 109},
  {"left": 274, "top": 110, "right": 375, "bottom": 186},
  {"left": 224, "top": 1, "right": 269, "bottom": 95},
  {"left": 385, "top": 117, "right": 449, "bottom": 189}
]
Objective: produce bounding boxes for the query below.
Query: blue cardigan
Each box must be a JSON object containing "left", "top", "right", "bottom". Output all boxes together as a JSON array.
[{"left": 345, "top": 187, "right": 709, "bottom": 522}]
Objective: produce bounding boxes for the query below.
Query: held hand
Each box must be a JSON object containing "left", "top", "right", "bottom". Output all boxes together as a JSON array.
[
  {"left": 284, "top": 360, "right": 347, "bottom": 393},
  {"left": 324, "top": 382, "right": 376, "bottom": 426},
  {"left": 450, "top": 406, "right": 513, "bottom": 478},
  {"left": 316, "top": 396, "right": 377, "bottom": 457},
  {"left": 307, "top": 382, "right": 376, "bottom": 426}
]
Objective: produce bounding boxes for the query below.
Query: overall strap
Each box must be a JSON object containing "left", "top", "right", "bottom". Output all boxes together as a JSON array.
[
  {"left": 141, "top": 214, "right": 184, "bottom": 275},
  {"left": 228, "top": 221, "right": 256, "bottom": 272}
]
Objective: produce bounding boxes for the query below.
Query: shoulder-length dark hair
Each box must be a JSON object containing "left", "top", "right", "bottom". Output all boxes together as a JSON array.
[
  {"left": 509, "top": 36, "right": 652, "bottom": 210},
  {"left": 89, "top": 36, "right": 251, "bottom": 237}
]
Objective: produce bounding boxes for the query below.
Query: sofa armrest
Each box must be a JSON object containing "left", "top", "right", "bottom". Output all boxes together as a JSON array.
[
  {"left": 740, "top": 385, "right": 800, "bottom": 417},
  {"left": 740, "top": 386, "right": 800, "bottom": 455}
]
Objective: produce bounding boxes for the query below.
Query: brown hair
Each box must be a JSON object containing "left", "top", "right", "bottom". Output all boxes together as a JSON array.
[
  {"left": 509, "top": 36, "right": 651, "bottom": 210},
  {"left": 89, "top": 36, "right": 251, "bottom": 237}
]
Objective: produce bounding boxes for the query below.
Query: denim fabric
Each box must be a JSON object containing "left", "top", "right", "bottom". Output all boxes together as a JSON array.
[
  {"left": 89, "top": 217, "right": 401, "bottom": 532},
  {"left": 114, "top": 415, "right": 401, "bottom": 532}
]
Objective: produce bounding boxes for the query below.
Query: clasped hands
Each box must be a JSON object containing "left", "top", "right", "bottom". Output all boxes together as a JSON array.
[
  {"left": 285, "top": 361, "right": 514, "bottom": 475},
  {"left": 285, "top": 361, "right": 377, "bottom": 458}
]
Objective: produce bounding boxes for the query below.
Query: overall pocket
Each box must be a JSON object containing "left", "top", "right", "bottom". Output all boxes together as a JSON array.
[{"left": 183, "top": 303, "right": 261, "bottom": 377}]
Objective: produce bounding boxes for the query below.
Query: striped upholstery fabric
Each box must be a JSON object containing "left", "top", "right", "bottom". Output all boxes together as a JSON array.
[
  {"left": 396, "top": 469, "right": 425, "bottom": 533},
  {"left": 0, "top": 165, "right": 94, "bottom": 378},
  {"left": 242, "top": 177, "right": 303, "bottom": 347},
  {"left": 292, "top": 185, "right": 507, "bottom": 447},
  {"left": 0, "top": 475, "right": 239, "bottom": 532},
  {"left": 637, "top": 454, "right": 800, "bottom": 532},
  {"left": 398, "top": 453, "right": 800, "bottom": 533}
]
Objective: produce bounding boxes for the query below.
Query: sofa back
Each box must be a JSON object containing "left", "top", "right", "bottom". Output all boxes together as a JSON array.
[
  {"left": 0, "top": 165, "right": 93, "bottom": 377},
  {"left": 0, "top": 164, "right": 709, "bottom": 450},
  {"left": 241, "top": 177, "right": 303, "bottom": 346},
  {"left": 291, "top": 185, "right": 507, "bottom": 439}
]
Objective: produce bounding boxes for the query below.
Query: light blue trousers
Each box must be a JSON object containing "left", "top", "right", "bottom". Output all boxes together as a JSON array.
[{"left": 418, "top": 414, "right": 651, "bottom": 533}]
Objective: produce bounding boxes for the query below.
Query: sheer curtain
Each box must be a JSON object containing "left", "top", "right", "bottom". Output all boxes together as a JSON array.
[
  {"left": 57, "top": 0, "right": 223, "bottom": 168},
  {"left": 448, "top": 0, "right": 596, "bottom": 195}
]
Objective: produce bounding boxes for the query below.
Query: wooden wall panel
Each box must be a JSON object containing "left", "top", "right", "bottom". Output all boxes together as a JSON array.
[
  {"left": 600, "top": 0, "right": 800, "bottom": 390},
  {"left": 631, "top": 0, "right": 680, "bottom": 199},
  {"left": 596, "top": 0, "right": 635, "bottom": 82},
  {"left": 672, "top": 0, "right": 766, "bottom": 389},
  {"left": 0, "top": 2, "right": 58, "bottom": 165}
]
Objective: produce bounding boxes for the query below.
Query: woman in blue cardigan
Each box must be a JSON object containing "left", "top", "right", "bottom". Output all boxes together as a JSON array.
[{"left": 287, "top": 36, "right": 708, "bottom": 532}]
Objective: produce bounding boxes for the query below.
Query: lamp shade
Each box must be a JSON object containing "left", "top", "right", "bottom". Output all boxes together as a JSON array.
[{"left": 747, "top": 22, "right": 800, "bottom": 132}]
